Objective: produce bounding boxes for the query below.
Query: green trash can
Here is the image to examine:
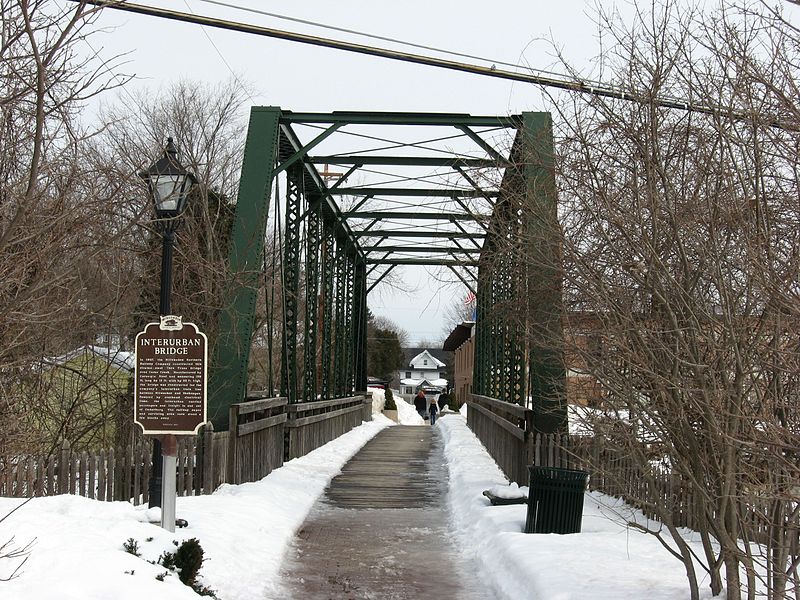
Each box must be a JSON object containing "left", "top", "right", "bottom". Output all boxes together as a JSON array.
[{"left": 524, "top": 466, "right": 589, "bottom": 534}]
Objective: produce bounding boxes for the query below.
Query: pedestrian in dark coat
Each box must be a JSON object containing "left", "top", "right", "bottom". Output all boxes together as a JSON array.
[
  {"left": 413, "top": 390, "right": 427, "bottom": 419},
  {"left": 429, "top": 400, "right": 439, "bottom": 425}
]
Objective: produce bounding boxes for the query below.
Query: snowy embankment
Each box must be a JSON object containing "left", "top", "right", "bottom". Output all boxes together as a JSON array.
[
  {"left": 395, "top": 394, "right": 425, "bottom": 425},
  {"left": 439, "top": 410, "right": 718, "bottom": 600},
  {"left": 0, "top": 415, "right": 392, "bottom": 600}
]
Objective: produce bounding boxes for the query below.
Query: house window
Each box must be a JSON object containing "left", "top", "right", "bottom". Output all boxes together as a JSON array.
[
  {"left": 423, "top": 359, "right": 428, "bottom": 365},
  {"left": 405, "top": 371, "right": 411, "bottom": 378}
]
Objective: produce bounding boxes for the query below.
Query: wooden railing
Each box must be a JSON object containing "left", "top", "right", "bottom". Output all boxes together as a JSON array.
[
  {"left": 1, "top": 393, "right": 371, "bottom": 502},
  {"left": 226, "top": 394, "right": 287, "bottom": 485},
  {"left": 466, "top": 394, "right": 793, "bottom": 543},
  {"left": 468, "top": 394, "right": 532, "bottom": 485},
  {"left": 285, "top": 395, "right": 372, "bottom": 460}
]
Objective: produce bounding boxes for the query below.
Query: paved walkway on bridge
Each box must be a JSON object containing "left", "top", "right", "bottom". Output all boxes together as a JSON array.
[{"left": 277, "top": 426, "right": 491, "bottom": 599}]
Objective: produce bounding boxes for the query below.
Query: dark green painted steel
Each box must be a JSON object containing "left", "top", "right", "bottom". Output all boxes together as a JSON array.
[
  {"left": 210, "top": 109, "right": 562, "bottom": 444},
  {"left": 343, "top": 211, "right": 483, "bottom": 221},
  {"left": 365, "top": 258, "right": 479, "bottom": 266},
  {"left": 471, "top": 112, "right": 566, "bottom": 432},
  {"left": 320, "top": 224, "right": 336, "bottom": 401},
  {"left": 208, "top": 106, "right": 281, "bottom": 430},
  {"left": 281, "top": 165, "right": 303, "bottom": 404},
  {"left": 308, "top": 156, "right": 498, "bottom": 167},
  {"left": 521, "top": 112, "right": 566, "bottom": 434},
  {"left": 330, "top": 187, "right": 499, "bottom": 198},
  {"left": 279, "top": 111, "right": 521, "bottom": 127},
  {"left": 352, "top": 259, "right": 368, "bottom": 391},
  {"left": 352, "top": 231, "right": 487, "bottom": 239},
  {"left": 361, "top": 246, "right": 481, "bottom": 254},
  {"left": 303, "top": 200, "right": 322, "bottom": 403},
  {"left": 274, "top": 124, "right": 341, "bottom": 175}
]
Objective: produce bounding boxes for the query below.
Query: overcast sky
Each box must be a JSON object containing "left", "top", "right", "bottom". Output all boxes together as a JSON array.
[{"left": 85, "top": 0, "right": 619, "bottom": 345}]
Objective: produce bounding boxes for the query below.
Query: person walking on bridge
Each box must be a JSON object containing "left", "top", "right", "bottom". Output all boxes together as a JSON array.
[
  {"left": 428, "top": 399, "right": 439, "bottom": 425},
  {"left": 414, "top": 389, "right": 427, "bottom": 420}
]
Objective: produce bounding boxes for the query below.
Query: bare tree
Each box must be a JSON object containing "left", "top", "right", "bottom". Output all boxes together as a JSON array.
[
  {"left": 487, "top": 2, "right": 800, "bottom": 598},
  {"left": 0, "top": 0, "right": 136, "bottom": 456}
]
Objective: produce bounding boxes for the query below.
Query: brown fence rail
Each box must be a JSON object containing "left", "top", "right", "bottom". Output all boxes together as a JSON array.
[
  {"left": 1, "top": 393, "right": 371, "bottom": 503},
  {"left": 467, "top": 393, "right": 791, "bottom": 542},
  {"left": 468, "top": 394, "right": 531, "bottom": 485},
  {"left": 285, "top": 395, "right": 372, "bottom": 460}
]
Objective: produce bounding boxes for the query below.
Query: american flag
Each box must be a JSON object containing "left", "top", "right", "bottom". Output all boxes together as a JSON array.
[{"left": 464, "top": 291, "right": 476, "bottom": 305}]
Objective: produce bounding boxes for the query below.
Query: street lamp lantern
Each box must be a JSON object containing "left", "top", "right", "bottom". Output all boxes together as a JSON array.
[{"left": 139, "top": 137, "right": 197, "bottom": 220}]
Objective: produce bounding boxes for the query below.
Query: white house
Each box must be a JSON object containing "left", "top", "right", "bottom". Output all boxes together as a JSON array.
[{"left": 397, "top": 349, "right": 448, "bottom": 399}]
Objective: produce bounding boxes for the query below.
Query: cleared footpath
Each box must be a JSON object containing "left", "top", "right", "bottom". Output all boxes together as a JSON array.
[{"left": 277, "top": 425, "right": 491, "bottom": 599}]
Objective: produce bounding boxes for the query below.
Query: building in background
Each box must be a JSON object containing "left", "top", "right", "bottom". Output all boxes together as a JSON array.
[
  {"left": 442, "top": 321, "right": 475, "bottom": 408},
  {"left": 396, "top": 348, "right": 450, "bottom": 401},
  {"left": 442, "top": 315, "right": 603, "bottom": 408}
]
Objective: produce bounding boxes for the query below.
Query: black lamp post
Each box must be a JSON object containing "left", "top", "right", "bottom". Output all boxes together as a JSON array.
[{"left": 139, "top": 138, "right": 196, "bottom": 513}]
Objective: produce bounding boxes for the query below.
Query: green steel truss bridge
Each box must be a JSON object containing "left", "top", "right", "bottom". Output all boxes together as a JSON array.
[{"left": 207, "top": 109, "right": 565, "bottom": 435}]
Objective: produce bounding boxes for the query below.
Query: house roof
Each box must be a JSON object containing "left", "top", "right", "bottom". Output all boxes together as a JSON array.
[
  {"left": 409, "top": 349, "right": 445, "bottom": 368},
  {"left": 402, "top": 347, "right": 450, "bottom": 368},
  {"left": 442, "top": 321, "right": 475, "bottom": 351}
]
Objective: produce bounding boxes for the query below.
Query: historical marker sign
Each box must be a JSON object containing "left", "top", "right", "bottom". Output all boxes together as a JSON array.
[{"left": 134, "top": 315, "right": 208, "bottom": 435}]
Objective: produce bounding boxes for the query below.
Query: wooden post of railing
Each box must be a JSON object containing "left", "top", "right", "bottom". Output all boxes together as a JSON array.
[
  {"left": 362, "top": 393, "right": 372, "bottom": 422},
  {"left": 58, "top": 440, "right": 70, "bottom": 495},
  {"left": 227, "top": 404, "right": 240, "bottom": 485},
  {"left": 525, "top": 410, "right": 536, "bottom": 467},
  {"left": 203, "top": 422, "right": 215, "bottom": 494}
]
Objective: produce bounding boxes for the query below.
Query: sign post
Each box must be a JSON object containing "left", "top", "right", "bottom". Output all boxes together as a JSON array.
[{"left": 134, "top": 315, "right": 207, "bottom": 532}]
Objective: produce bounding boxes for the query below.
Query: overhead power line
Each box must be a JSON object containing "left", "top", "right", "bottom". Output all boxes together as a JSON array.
[
  {"left": 72, "top": 0, "right": 787, "bottom": 129},
  {"left": 195, "top": 0, "right": 561, "bottom": 77}
]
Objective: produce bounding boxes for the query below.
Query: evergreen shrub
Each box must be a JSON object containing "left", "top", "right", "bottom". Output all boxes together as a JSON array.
[{"left": 384, "top": 388, "right": 397, "bottom": 410}]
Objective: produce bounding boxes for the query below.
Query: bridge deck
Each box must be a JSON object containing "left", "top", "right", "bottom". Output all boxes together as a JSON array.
[{"left": 278, "top": 425, "right": 491, "bottom": 599}]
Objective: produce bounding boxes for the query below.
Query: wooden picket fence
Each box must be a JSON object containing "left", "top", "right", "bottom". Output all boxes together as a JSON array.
[{"left": 0, "top": 393, "right": 372, "bottom": 504}]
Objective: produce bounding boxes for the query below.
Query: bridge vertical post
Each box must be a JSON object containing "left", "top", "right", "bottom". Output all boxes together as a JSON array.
[
  {"left": 521, "top": 112, "right": 567, "bottom": 434},
  {"left": 302, "top": 199, "right": 322, "bottom": 403},
  {"left": 320, "top": 223, "right": 336, "bottom": 400},
  {"left": 208, "top": 106, "right": 281, "bottom": 430},
  {"left": 352, "top": 257, "right": 368, "bottom": 393},
  {"left": 281, "top": 165, "right": 303, "bottom": 404}
]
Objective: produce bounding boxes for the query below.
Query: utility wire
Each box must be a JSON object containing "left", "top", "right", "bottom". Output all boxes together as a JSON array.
[
  {"left": 194, "top": 0, "right": 566, "bottom": 78},
  {"left": 70, "top": 0, "right": 789, "bottom": 129}
]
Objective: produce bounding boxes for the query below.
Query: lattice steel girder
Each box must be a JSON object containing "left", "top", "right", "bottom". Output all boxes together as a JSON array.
[
  {"left": 353, "top": 231, "right": 486, "bottom": 239},
  {"left": 279, "top": 111, "right": 521, "bottom": 127},
  {"left": 277, "top": 122, "right": 364, "bottom": 261},
  {"left": 320, "top": 224, "right": 336, "bottom": 401},
  {"left": 366, "top": 258, "right": 479, "bottom": 267},
  {"left": 352, "top": 259, "right": 368, "bottom": 392},
  {"left": 361, "top": 246, "right": 481, "bottom": 253},
  {"left": 330, "top": 187, "right": 499, "bottom": 198},
  {"left": 302, "top": 201, "right": 322, "bottom": 403},
  {"left": 456, "top": 125, "right": 507, "bottom": 164},
  {"left": 308, "top": 156, "right": 499, "bottom": 168},
  {"left": 281, "top": 165, "right": 303, "bottom": 404},
  {"left": 274, "top": 124, "right": 341, "bottom": 176},
  {"left": 208, "top": 107, "right": 281, "bottom": 430},
  {"left": 343, "top": 212, "right": 484, "bottom": 221}
]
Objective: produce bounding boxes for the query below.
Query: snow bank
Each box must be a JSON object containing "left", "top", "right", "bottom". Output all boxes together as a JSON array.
[
  {"left": 0, "top": 417, "right": 391, "bottom": 600},
  {"left": 368, "top": 386, "right": 385, "bottom": 414},
  {"left": 395, "top": 395, "right": 425, "bottom": 425},
  {"left": 438, "top": 413, "right": 713, "bottom": 600}
]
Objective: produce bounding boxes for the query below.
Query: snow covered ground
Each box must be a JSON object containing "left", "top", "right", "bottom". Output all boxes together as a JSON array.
[
  {"left": 1, "top": 403, "right": 719, "bottom": 599},
  {"left": 0, "top": 416, "right": 393, "bottom": 600},
  {"left": 438, "top": 411, "right": 720, "bottom": 600}
]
